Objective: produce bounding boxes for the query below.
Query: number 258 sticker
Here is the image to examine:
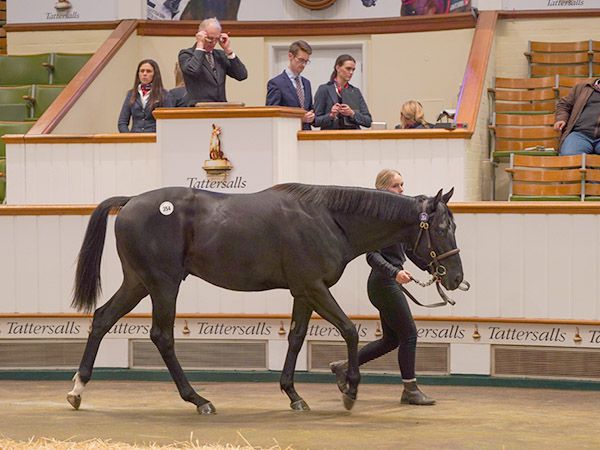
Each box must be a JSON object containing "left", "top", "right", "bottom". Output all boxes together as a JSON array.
[{"left": 159, "top": 201, "right": 174, "bottom": 216}]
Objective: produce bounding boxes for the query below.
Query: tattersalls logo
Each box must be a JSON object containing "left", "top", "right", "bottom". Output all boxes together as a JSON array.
[
  {"left": 187, "top": 123, "right": 247, "bottom": 189},
  {"left": 47, "top": 0, "right": 80, "bottom": 19}
]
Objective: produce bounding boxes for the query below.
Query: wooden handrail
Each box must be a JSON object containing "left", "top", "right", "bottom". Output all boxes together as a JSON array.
[
  {"left": 1, "top": 133, "right": 156, "bottom": 144},
  {"left": 27, "top": 19, "right": 139, "bottom": 135},
  {"left": 137, "top": 14, "right": 476, "bottom": 37},
  {"left": 455, "top": 10, "right": 498, "bottom": 132},
  {"left": 0, "top": 312, "right": 598, "bottom": 326},
  {"left": 297, "top": 128, "right": 471, "bottom": 140},
  {"left": 3, "top": 202, "right": 600, "bottom": 216},
  {"left": 498, "top": 9, "right": 600, "bottom": 20},
  {"left": 4, "top": 21, "right": 121, "bottom": 32},
  {"left": 153, "top": 106, "right": 306, "bottom": 120}
]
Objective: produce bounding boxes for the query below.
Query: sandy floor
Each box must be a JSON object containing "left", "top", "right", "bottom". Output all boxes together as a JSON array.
[{"left": 0, "top": 380, "right": 599, "bottom": 450}]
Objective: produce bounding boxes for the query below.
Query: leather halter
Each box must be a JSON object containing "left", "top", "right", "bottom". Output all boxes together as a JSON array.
[
  {"left": 412, "top": 210, "right": 460, "bottom": 280},
  {"left": 402, "top": 207, "right": 469, "bottom": 308}
]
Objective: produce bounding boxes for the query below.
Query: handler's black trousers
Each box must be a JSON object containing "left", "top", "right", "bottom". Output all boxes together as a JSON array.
[{"left": 358, "top": 271, "right": 418, "bottom": 380}]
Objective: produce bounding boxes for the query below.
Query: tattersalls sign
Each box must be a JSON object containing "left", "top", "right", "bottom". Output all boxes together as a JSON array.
[
  {"left": 7, "top": 0, "right": 119, "bottom": 23},
  {"left": 502, "top": 0, "right": 600, "bottom": 9},
  {"left": 2, "top": 318, "right": 600, "bottom": 348},
  {"left": 186, "top": 124, "right": 248, "bottom": 190}
]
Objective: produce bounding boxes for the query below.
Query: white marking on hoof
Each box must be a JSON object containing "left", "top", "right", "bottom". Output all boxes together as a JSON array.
[
  {"left": 197, "top": 402, "right": 217, "bottom": 415},
  {"left": 67, "top": 393, "right": 81, "bottom": 410},
  {"left": 67, "top": 372, "right": 86, "bottom": 410}
]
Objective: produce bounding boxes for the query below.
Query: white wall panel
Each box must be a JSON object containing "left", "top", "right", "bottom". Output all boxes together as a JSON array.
[
  {"left": 298, "top": 138, "right": 471, "bottom": 200},
  {"left": 58, "top": 216, "right": 86, "bottom": 312},
  {"left": 14, "top": 217, "right": 39, "bottom": 312},
  {"left": 37, "top": 216, "right": 62, "bottom": 312},
  {"left": 6, "top": 145, "right": 26, "bottom": 204},
  {"left": 547, "top": 216, "right": 572, "bottom": 319},
  {"left": 7, "top": 142, "right": 161, "bottom": 205},
  {"left": 3, "top": 208, "right": 600, "bottom": 321},
  {"left": 498, "top": 214, "right": 525, "bottom": 317},
  {"left": 0, "top": 218, "right": 16, "bottom": 312},
  {"left": 572, "top": 216, "right": 599, "bottom": 319},
  {"left": 523, "top": 215, "right": 549, "bottom": 318},
  {"left": 67, "top": 145, "right": 94, "bottom": 203},
  {"left": 9, "top": 137, "right": 472, "bottom": 204}
]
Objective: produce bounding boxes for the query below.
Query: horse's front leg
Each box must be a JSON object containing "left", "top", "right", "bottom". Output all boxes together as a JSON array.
[
  {"left": 280, "top": 299, "right": 312, "bottom": 411},
  {"left": 310, "top": 285, "right": 360, "bottom": 410}
]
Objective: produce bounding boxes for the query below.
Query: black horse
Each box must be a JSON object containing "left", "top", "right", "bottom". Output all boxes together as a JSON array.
[{"left": 67, "top": 183, "right": 464, "bottom": 414}]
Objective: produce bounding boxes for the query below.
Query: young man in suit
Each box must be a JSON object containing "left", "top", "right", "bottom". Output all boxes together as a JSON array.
[
  {"left": 178, "top": 17, "right": 248, "bottom": 105},
  {"left": 266, "top": 40, "right": 315, "bottom": 130}
]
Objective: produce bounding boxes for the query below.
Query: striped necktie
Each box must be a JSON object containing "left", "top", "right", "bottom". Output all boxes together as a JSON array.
[
  {"left": 206, "top": 52, "right": 216, "bottom": 75},
  {"left": 294, "top": 76, "right": 305, "bottom": 109}
]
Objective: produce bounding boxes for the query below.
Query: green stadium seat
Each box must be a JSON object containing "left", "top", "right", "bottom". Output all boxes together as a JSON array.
[
  {"left": 0, "top": 54, "right": 52, "bottom": 86},
  {"left": 48, "top": 52, "right": 92, "bottom": 85},
  {"left": 0, "top": 103, "right": 30, "bottom": 121},
  {"left": 31, "top": 84, "right": 65, "bottom": 118},
  {"left": 0, "top": 85, "right": 33, "bottom": 104},
  {"left": 0, "top": 121, "right": 34, "bottom": 158}
]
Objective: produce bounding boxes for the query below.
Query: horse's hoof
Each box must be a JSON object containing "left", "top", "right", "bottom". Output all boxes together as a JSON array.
[
  {"left": 197, "top": 402, "right": 217, "bottom": 415},
  {"left": 67, "top": 394, "right": 81, "bottom": 410},
  {"left": 342, "top": 393, "right": 356, "bottom": 411},
  {"left": 290, "top": 399, "right": 310, "bottom": 411}
]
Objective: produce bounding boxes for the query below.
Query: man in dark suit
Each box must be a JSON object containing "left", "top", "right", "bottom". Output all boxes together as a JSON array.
[
  {"left": 266, "top": 40, "right": 315, "bottom": 130},
  {"left": 178, "top": 17, "right": 248, "bottom": 105}
]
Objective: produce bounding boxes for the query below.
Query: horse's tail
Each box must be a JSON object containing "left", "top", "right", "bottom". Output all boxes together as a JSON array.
[{"left": 71, "top": 196, "right": 132, "bottom": 313}]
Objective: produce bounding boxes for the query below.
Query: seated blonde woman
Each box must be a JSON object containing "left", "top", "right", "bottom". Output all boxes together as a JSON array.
[{"left": 395, "top": 100, "right": 432, "bottom": 129}]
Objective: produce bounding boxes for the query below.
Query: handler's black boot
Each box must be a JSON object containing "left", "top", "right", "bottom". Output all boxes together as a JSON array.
[
  {"left": 329, "top": 360, "right": 348, "bottom": 393},
  {"left": 401, "top": 381, "right": 436, "bottom": 405}
]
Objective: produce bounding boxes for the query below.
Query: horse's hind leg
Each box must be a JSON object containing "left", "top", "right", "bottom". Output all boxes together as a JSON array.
[
  {"left": 280, "top": 300, "right": 312, "bottom": 411},
  {"left": 147, "top": 282, "right": 215, "bottom": 415},
  {"left": 68, "top": 277, "right": 148, "bottom": 409}
]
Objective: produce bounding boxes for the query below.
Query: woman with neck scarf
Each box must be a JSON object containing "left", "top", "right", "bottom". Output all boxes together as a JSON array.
[
  {"left": 314, "top": 54, "right": 372, "bottom": 130},
  {"left": 118, "top": 59, "right": 174, "bottom": 133}
]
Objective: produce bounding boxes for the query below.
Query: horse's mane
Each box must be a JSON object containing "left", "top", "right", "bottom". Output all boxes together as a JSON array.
[{"left": 272, "top": 183, "right": 424, "bottom": 222}]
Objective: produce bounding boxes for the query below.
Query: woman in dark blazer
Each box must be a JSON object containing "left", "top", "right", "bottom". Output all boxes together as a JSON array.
[
  {"left": 118, "top": 59, "right": 173, "bottom": 133},
  {"left": 313, "top": 54, "right": 372, "bottom": 130}
]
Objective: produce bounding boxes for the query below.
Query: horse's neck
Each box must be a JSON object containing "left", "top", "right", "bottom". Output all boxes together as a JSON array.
[{"left": 335, "top": 213, "right": 415, "bottom": 259}]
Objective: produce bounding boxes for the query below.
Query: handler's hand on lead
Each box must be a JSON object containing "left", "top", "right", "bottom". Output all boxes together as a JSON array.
[{"left": 395, "top": 270, "right": 412, "bottom": 284}]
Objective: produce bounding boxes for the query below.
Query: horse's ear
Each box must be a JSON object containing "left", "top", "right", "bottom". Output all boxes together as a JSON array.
[
  {"left": 442, "top": 187, "right": 454, "bottom": 204},
  {"left": 430, "top": 189, "right": 443, "bottom": 212}
]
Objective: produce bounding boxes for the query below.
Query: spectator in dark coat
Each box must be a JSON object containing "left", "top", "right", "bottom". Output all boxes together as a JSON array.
[
  {"left": 266, "top": 40, "right": 315, "bottom": 130},
  {"left": 118, "top": 59, "right": 173, "bottom": 133}
]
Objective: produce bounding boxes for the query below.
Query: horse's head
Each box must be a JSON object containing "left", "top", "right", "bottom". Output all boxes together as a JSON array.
[{"left": 405, "top": 188, "right": 464, "bottom": 291}]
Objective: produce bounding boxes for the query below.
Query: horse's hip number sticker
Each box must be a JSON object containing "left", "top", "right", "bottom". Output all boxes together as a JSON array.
[{"left": 159, "top": 201, "right": 174, "bottom": 216}]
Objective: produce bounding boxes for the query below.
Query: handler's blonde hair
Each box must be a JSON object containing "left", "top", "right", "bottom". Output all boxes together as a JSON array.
[{"left": 375, "top": 169, "right": 402, "bottom": 190}]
